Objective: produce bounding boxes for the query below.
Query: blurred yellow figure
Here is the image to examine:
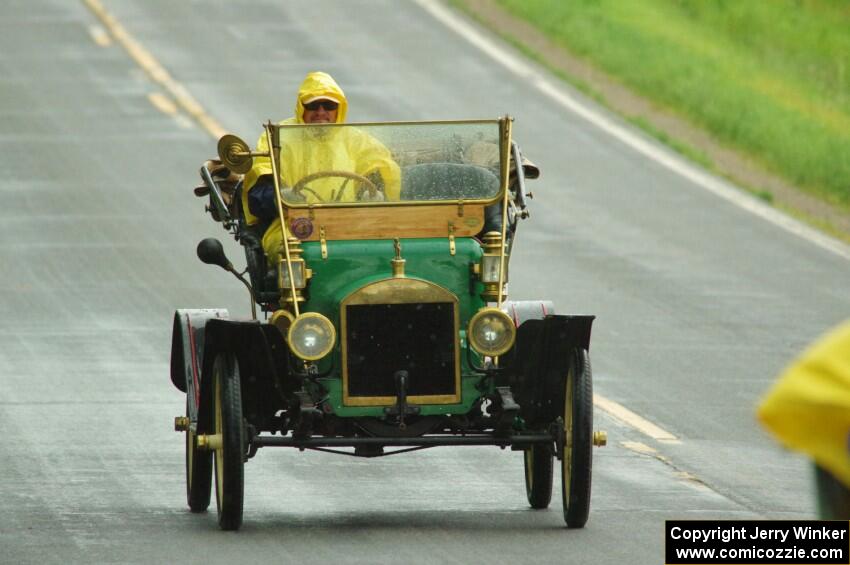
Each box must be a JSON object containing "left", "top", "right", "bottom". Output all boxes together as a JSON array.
[{"left": 758, "top": 321, "right": 850, "bottom": 518}]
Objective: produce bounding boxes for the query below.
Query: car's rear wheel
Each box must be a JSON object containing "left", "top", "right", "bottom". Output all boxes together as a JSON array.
[
  {"left": 186, "top": 398, "right": 212, "bottom": 512},
  {"left": 212, "top": 352, "right": 244, "bottom": 531},
  {"left": 561, "top": 348, "right": 593, "bottom": 528},
  {"left": 524, "top": 443, "right": 553, "bottom": 509}
]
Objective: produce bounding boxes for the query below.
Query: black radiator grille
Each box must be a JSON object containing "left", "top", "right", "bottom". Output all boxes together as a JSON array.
[{"left": 345, "top": 302, "right": 457, "bottom": 398}]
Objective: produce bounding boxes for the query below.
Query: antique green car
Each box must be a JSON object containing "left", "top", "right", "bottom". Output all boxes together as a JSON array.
[{"left": 170, "top": 117, "right": 605, "bottom": 530}]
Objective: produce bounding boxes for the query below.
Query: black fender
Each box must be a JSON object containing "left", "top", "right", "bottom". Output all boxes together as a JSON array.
[
  {"left": 498, "top": 313, "right": 595, "bottom": 428},
  {"left": 170, "top": 309, "right": 229, "bottom": 403},
  {"left": 196, "top": 318, "right": 294, "bottom": 435}
]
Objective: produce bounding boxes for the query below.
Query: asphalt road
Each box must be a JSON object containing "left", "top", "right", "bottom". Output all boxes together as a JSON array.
[{"left": 2, "top": 1, "right": 848, "bottom": 563}]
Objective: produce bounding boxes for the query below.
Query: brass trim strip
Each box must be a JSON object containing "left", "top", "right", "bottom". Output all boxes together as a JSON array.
[
  {"left": 496, "top": 117, "right": 512, "bottom": 310},
  {"left": 344, "top": 394, "right": 460, "bottom": 407},
  {"left": 276, "top": 118, "right": 501, "bottom": 128},
  {"left": 494, "top": 117, "right": 513, "bottom": 367},
  {"left": 282, "top": 198, "right": 501, "bottom": 209}
]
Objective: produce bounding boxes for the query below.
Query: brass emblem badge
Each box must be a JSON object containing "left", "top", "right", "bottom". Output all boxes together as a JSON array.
[{"left": 290, "top": 217, "right": 314, "bottom": 239}]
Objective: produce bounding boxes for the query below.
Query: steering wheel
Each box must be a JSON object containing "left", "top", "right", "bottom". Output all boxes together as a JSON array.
[{"left": 291, "top": 170, "right": 378, "bottom": 202}]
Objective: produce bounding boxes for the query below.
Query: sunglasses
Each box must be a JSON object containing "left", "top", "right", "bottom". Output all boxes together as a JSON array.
[{"left": 303, "top": 100, "right": 339, "bottom": 112}]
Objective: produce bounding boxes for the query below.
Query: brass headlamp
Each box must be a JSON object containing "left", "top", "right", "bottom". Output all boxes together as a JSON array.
[
  {"left": 287, "top": 312, "right": 336, "bottom": 361},
  {"left": 467, "top": 307, "right": 516, "bottom": 357}
]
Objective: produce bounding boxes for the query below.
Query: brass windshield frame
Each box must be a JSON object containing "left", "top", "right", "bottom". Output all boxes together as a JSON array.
[
  {"left": 265, "top": 122, "right": 300, "bottom": 317},
  {"left": 271, "top": 117, "right": 511, "bottom": 209}
]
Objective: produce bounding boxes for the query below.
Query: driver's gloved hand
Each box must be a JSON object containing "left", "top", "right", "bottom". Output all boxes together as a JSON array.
[
  {"left": 360, "top": 171, "right": 387, "bottom": 202},
  {"left": 366, "top": 171, "right": 386, "bottom": 191},
  {"left": 280, "top": 187, "right": 306, "bottom": 203},
  {"left": 359, "top": 189, "right": 386, "bottom": 202}
]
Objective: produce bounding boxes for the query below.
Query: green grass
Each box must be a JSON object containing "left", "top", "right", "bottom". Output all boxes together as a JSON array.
[{"left": 491, "top": 0, "right": 850, "bottom": 208}]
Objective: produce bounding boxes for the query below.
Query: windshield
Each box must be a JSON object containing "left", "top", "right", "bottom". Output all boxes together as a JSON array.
[{"left": 273, "top": 120, "right": 505, "bottom": 206}]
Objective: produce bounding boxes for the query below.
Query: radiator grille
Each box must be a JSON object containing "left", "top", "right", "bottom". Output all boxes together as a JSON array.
[{"left": 345, "top": 302, "right": 457, "bottom": 400}]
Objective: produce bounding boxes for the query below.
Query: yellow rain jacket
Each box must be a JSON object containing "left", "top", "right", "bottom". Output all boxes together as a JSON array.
[
  {"left": 242, "top": 72, "right": 400, "bottom": 261},
  {"left": 758, "top": 320, "right": 850, "bottom": 488}
]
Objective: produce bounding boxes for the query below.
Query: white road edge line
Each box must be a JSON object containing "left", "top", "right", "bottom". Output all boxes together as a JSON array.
[
  {"left": 415, "top": 0, "right": 850, "bottom": 262},
  {"left": 594, "top": 394, "right": 680, "bottom": 443}
]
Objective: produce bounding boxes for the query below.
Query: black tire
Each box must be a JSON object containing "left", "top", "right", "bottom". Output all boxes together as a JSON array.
[
  {"left": 561, "top": 348, "right": 593, "bottom": 528},
  {"left": 524, "top": 443, "right": 554, "bottom": 509},
  {"left": 186, "top": 399, "right": 213, "bottom": 512},
  {"left": 212, "top": 353, "right": 245, "bottom": 531}
]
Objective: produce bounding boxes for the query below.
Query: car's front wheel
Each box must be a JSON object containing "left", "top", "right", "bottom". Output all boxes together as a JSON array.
[
  {"left": 212, "top": 352, "right": 245, "bottom": 531},
  {"left": 561, "top": 348, "right": 593, "bottom": 528}
]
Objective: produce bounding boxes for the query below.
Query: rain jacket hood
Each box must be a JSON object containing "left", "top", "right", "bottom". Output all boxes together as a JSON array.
[
  {"left": 293, "top": 71, "right": 348, "bottom": 124},
  {"left": 758, "top": 320, "right": 850, "bottom": 488}
]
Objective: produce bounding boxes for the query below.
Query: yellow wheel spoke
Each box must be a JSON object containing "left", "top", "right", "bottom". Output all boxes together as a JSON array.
[{"left": 563, "top": 366, "right": 574, "bottom": 503}]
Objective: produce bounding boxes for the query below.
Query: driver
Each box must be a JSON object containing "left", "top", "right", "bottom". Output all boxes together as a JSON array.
[{"left": 242, "top": 71, "right": 400, "bottom": 263}]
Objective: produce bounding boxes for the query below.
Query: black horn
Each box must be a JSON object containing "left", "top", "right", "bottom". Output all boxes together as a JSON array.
[{"left": 196, "top": 238, "right": 232, "bottom": 270}]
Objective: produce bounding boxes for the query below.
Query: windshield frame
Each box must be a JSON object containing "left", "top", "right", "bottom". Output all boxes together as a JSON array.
[{"left": 270, "top": 117, "right": 512, "bottom": 209}]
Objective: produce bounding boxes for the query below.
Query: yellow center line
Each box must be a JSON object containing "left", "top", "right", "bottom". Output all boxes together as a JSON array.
[
  {"left": 594, "top": 393, "right": 680, "bottom": 444},
  {"left": 147, "top": 92, "right": 178, "bottom": 116},
  {"left": 621, "top": 441, "right": 712, "bottom": 491},
  {"left": 87, "top": 24, "right": 111, "bottom": 47},
  {"left": 620, "top": 440, "right": 659, "bottom": 455},
  {"left": 82, "top": 0, "right": 226, "bottom": 140}
]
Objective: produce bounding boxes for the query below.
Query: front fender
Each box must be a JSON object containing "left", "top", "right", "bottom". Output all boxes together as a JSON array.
[
  {"left": 170, "top": 309, "right": 229, "bottom": 396},
  {"left": 497, "top": 314, "right": 594, "bottom": 427},
  {"left": 197, "top": 318, "right": 294, "bottom": 435}
]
